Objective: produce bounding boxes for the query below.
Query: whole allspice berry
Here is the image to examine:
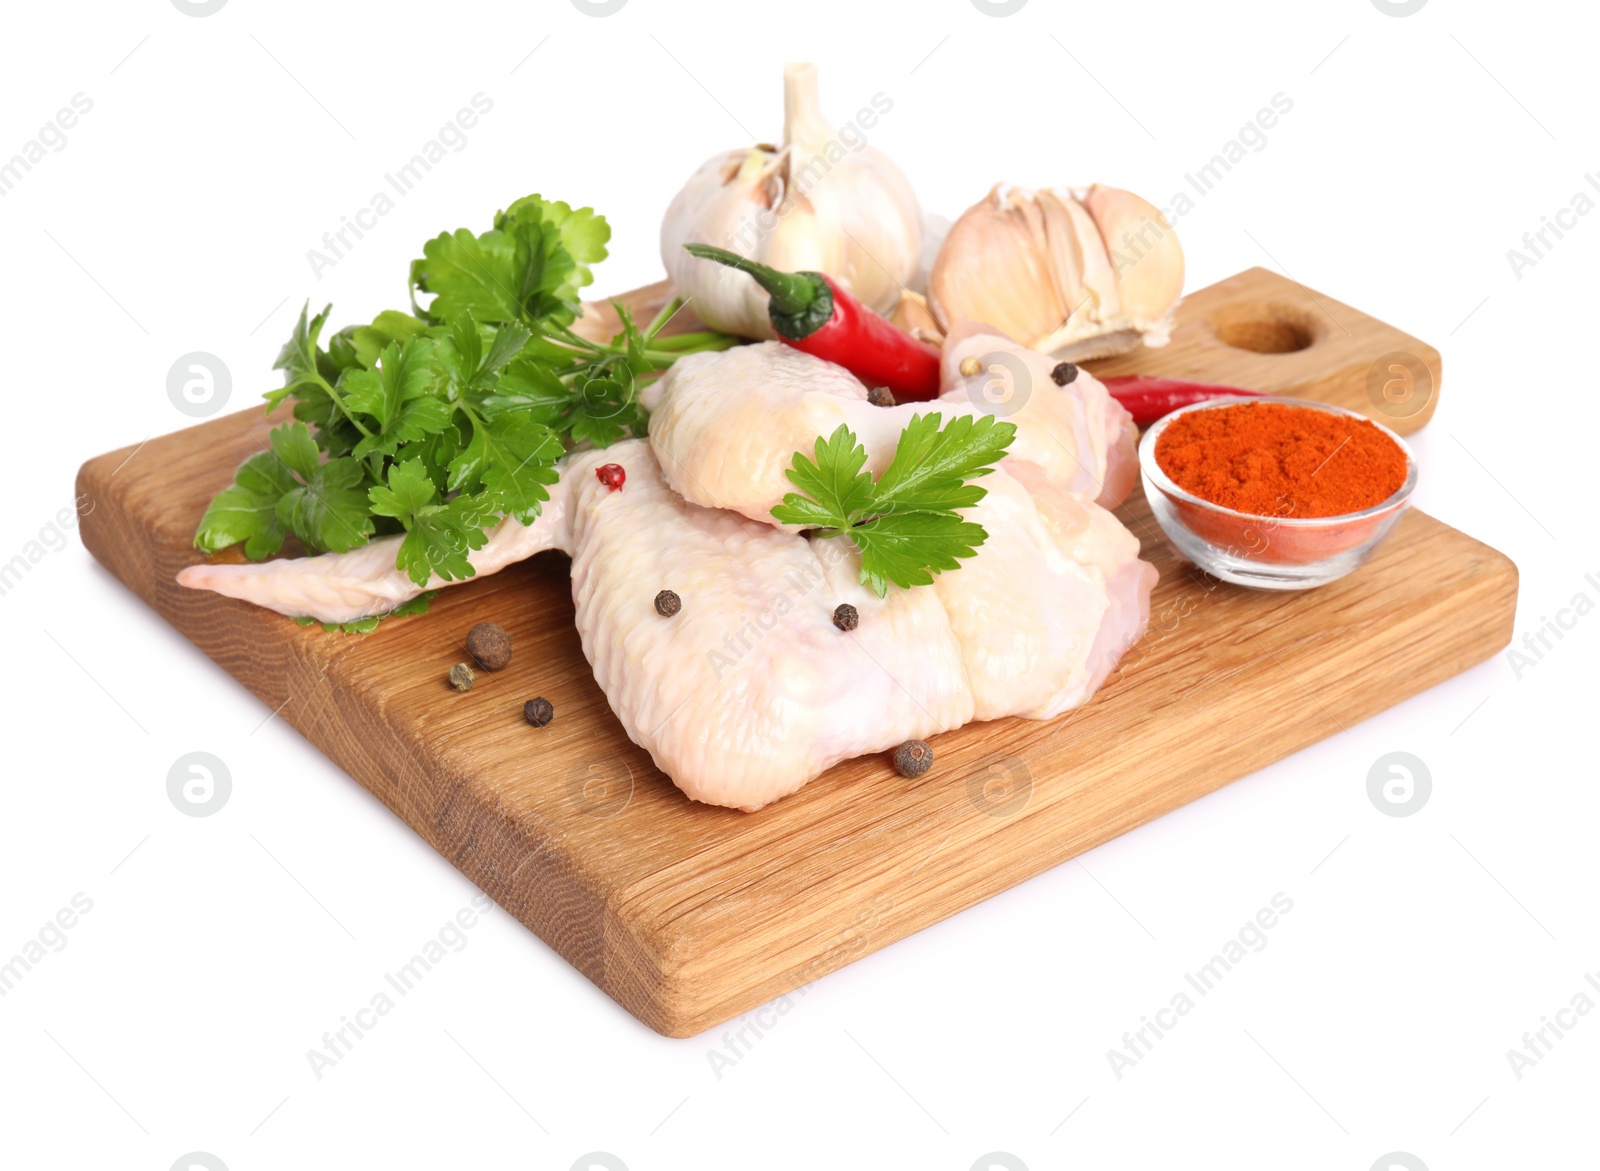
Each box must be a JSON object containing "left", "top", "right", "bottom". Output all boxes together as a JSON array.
[
  {"left": 832, "top": 603, "right": 859, "bottom": 632},
  {"left": 448, "top": 663, "right": 476, "bottom": 692},
  {"left": 523, "top": 697, "right": 555, "bottom": 727},
  {"left": 867, "top": 386, "right": 896, "bottom": 408},
  {"left": 893, "top": 739, "right": 934, "bottom": 778},
  {"left": 1050, "top": 361, "right": 1079, "bottom": 386},
  {"left": 466, "top": 622, "right": 512, "bottom": 671},
  {"left": 654, "top": 589, "right": 682, "bottom": 618}
]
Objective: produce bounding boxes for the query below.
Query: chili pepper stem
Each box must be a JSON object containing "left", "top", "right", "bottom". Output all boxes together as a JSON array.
[{"left": 683, "top": 243, "right": 818, "bottom": 318}]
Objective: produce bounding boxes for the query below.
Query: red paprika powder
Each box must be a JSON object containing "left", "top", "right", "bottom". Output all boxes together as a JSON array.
[{"left": 1154, "top": 402, "right": 1407, "bottom": 518}]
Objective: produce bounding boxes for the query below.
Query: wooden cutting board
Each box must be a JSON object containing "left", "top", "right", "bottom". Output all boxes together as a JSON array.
[{"left": 77, "top": 267, "right": 1512, "bottom": 1037}]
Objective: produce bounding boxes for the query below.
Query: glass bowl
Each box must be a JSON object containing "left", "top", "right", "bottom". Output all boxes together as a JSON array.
[{"left": 1137, "top": 395, "right": 1418, "bottom": 590}]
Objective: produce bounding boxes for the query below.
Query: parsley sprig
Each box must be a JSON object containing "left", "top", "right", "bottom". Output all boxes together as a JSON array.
[
  {"left": 195, "top": 194, "right": 735, "bottom": 589},
  {"left": 771, "top": 413, "right": 1017, "bottom": 597}
]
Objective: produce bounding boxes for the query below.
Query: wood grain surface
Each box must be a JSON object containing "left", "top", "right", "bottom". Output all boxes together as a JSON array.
[
  {"left": 76, "top": 268, "right": 1510, "bottom": 1037},
  {"left": 1091, "top": 267, "right": 1443, "bottom": 431}
]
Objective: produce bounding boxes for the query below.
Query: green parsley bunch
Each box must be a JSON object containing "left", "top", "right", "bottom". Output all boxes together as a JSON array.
[{"left": 194, "top": 194, "right": 733, "bottom": 587}]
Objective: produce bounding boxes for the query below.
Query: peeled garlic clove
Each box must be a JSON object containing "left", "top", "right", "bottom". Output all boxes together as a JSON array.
[
  {"left": 660, "top": 64, "right": 923, "bottom": 340},
  {"left": 1083, "top": 184, "right": 1184, "bottom": 323}
]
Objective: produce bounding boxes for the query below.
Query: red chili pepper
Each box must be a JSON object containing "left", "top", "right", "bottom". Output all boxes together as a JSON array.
[
  {"left": 1100, "top": 375, "right": 1262, "bottom": 427},
  {"left": 684, "top": 244, "right": 942, "bottom": 402},
  {"left": 595, "top": 463, "right": 625, "bottom": 491}
]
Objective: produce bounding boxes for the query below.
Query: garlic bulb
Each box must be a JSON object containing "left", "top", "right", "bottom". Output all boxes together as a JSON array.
[
  {"left": 660, "top": 63, "right": 922, "bottom": 339},
  {"left": 928, "top": 184, "right": 1184, "bottom": 362}
]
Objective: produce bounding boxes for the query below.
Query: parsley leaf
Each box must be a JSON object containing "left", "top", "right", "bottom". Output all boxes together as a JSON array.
[
  {"left": 448, "top": 413, "right": 563, "bottom": 524},
  {"left": 484, "top": 361, "right": 646, "bottom": 449},
  {"left": 481, "top": 355, "right": 570, "bottom": 422},
  {"left": 195, "top": 422, "right": 375, "bottom": 557},
  {"left": 412, "top": 195, "right": 610, "bottom": 331},
  {"left": 439, "top": 317, "right": 530, "bottom": 402},
  {"left": 852, "top": 511, "right": 991, "bottom": 597},
  {"left": 193, "top": 451, "right": 297, "bottom": 559},
  {"left": 369, "top": 459, "right": 496, "bottom": 586},
  {"left": 497, "top": 195, "right": 609, "bottom": 308},
  {"left": 564, "top": 373, "right": 647, "bottom": 448},
  {"left": 269, "top": 417, "right": 322, "bottom": 479},
  {"left": 344, "top": 338, "right": 450, "bottom": 459},
  {"left": 771, "top": 413, "right": 1016, "bottom": 597},
  {"left": 272, "top": 447, "right": 374, "bottom": 557},
  {"left": 772, "top": 424, "right": 876, "bottom": 529},
  {"left": 329, "top": 309, "right": 430, "bottom": 372},
  {"left": 413, "top": 227, "right": 524, "bottom": 326},
  {"left": 265, "top": 302, "right": 369, "bottom": 457},
  {"left": 267, "top": 302, "right": 335, "bottom": 408},
  {"left": 872, "top": 413, "right": 1016, "bottom": 514}
]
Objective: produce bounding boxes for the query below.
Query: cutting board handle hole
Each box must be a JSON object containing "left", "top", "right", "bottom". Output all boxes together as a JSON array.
[{"left": 1209, "top": 302, "right": 1317, "bottom": 354}]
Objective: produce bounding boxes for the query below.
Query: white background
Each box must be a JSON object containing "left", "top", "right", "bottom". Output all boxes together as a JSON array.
[{"left": 1, "top": 0, "right": 1594, "bottom": 1168}]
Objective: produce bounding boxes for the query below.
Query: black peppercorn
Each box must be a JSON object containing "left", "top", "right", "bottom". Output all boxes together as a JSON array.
[
  {"left": 523, "top": 697, "right": 554, "bottom": 727},
  {"left": 867, "top": 386, "right": 896, "bottom": 407},
  {"left": 1050, "top": 361, "right": 1079, "bottom": 387},
  {"left": 832, "top": 603, "right": 859, "bottom": 632},
  {"left": 893, "top": 739, "right": 933, "bottom": 778},
  {"left": 448, "top": 663, "right": 476, "bottom": 692},
  {"left": 654, "top": 589, "right": 682, "bottom": 618},
  {"left": 466, "top": 622, "right": 512, "bottom": 671}
]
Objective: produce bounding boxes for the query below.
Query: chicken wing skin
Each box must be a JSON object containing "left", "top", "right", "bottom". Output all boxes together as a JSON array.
[
  {"left": 567, "top": 443, "right": 1148, "bottom": 809},
  {"left": 565, "top": 442, "right": 971, "bottom": 809}
]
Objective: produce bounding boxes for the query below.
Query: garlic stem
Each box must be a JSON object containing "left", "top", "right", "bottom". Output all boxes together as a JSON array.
[
  {"left": 783, "top": 62, "right": 831, "bottom": 149},
  {"left": 660, "top": 64, "right": 923, "bottom": 338}
]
